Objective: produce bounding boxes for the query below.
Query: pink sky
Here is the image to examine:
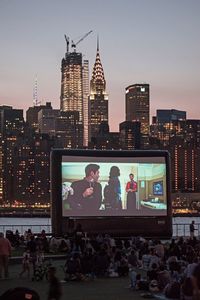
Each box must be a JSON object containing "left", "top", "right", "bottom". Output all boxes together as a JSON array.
[{"left": 0, "top": 0, "right": 200, "bottom": 131}]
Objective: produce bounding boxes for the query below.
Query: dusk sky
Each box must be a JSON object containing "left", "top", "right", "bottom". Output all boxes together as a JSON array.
[{"left": 0, "top": 0, "right": 200, "bottom": 131}]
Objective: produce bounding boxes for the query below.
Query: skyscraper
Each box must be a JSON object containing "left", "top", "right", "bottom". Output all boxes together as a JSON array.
[
  {"left": 82, "top": 60, "right": 89, "bottom": 147},
  {"left": 13, "top": 131, "right": 53, "bottom": 205},
  {"left": 125, "top": 84, "right": 150, "bottom": 135},
  {"left": 0, "top": 131, "right": 3, "bottom": 204},
  {"left": 60, "top": 51, "right": 83, "bottom": 122},
  {"left": 38, "top": 107, "right": 60, "bottom": 136},
  {"left": 26, "top": 102, "right": 52, "bottom": 132},
  {"left": 88, "top": 39, "right": 108, "bottom": 142},
  {"left": 0, "top": 106, "right": 24, "bottom": 204},
  {"left": 119, "top": 121, "right": 141, "bottom": 150},
  {"left": 60, "top": 41, "right": 90, "bottom": 147}
]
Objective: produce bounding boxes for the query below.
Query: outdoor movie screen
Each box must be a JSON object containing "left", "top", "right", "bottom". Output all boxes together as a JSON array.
[{"left": 61, "top": 155, "right": 168, "bottom": 217}]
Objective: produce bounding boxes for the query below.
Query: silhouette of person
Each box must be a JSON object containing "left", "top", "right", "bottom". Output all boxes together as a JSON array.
[
  {"left": 190, "top": 220, "right": 197, "bottom": 238},
  {"left": 104, "top": 166, "right": 122, "bottom": 210}
]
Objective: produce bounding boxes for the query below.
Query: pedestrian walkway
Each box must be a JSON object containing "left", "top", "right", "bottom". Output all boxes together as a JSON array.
[{"left": 0, "top": 260, "right": 143, "bottom": 300}]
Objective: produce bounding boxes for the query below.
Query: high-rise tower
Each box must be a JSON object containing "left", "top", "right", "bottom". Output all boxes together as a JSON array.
[
  {"left": 60, "top": 51, "right": 83, "bottom": 123},
  {"left": 125, "top": 84, "right": 150, "bottom": 135},
  {"left": 0, "top": 106, "right": 24, "bottom": 204},
  {"left": 88, "top": 38, "right": 108, "bottom": 141},
  {"left": 59, "top": 34, "right": 93, "bottom": 148},
  {"left": 82, "top": 60, "right": 89, "bottom": 147}
]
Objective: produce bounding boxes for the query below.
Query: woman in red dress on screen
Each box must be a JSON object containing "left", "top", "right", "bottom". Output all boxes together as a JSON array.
[{"left": 125, "top": 173, "right": 137, "bottom": 211}]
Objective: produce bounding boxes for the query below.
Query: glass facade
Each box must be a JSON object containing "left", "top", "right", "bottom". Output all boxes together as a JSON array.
[{"left": 125, "top": 84, "right": 150, "bottom": 135}]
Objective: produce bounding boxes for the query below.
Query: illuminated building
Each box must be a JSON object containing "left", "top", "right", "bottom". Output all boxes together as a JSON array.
[
  {"left": 150, "top": 109, "right": 187, "bottom": 147},
  {"left": 170, "top": 143, "right": 200, "bottom": 193},
  {"left": 26, "top": 102, "right": 52, "bottom": 132},
  {"left": 38, "top": 106, "right": 83, "bottom": 149},
  {"left": 55, "top": 111, "right": 83, "bottom": 149},
  {"left": 149, "top": 116, "right": 200, "bottom": 193},
  {"left": 125, "top": 84, "right": 149, "bottom": 135},
  {"left": 89, "top": 122, "right": 120, "bottom": 150},
  {"left": 82, "top": 60, "right": 89, "bottom": 147},
  {"left": 184, "top": 120, "right": 200, "bottom": 147},
  {"left": 13, "top": 132, "right": 54, "bottom": 205},
  {"left": 0, "top": 106, "right": 24, "bottom": 133},
  {"left": 88, "top": 39, "right": 108, "bottom": 141},
  {"left": 150, "top": 120, "right": 183, "bottom": 148},
  {"left": 38, "top": 107, "right": 60, "bottom": 136},
  {"left": 60, "top": 51, "right": 83, "bottom": 121},
  {"left": 119, "top": 121, "right": 141, "bottom": 150},
  {"left": 0, "top": 132, "right": 3, "bottom": 204},
  {"left": 60, "top": 47, "right": 84, "bottom": 146},
  {"left": 0, "top": 106, "right": 24, "bottom": 204},
  {"left": 150, "top": 118, "right": 200, "bottom": 193}
]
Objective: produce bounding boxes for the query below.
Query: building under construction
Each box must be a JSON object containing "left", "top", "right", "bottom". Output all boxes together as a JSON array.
[{"left": 60, "top": 32, "right": 92, "bottom": 147}]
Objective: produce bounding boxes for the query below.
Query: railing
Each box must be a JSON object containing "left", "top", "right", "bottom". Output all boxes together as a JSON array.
[
  {"left": 0, "top": 223, "right": 200, "bottom": 238},
  {"left": 172, "top": 223, "right": 200, "bottom": 237},
  {"left": 0, "top": 224, "right": 52, "bottom": 236}
]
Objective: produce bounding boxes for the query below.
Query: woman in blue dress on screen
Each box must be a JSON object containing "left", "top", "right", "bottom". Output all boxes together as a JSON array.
[{"left": 104, "top": 166, "right": 122, "bottom": 210}]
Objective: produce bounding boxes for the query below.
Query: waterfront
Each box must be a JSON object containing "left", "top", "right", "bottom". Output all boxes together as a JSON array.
[
  {"left": 0, "top": 216, "right": 200, "bottom": 237},
  {"left": 0, "top": 217, "right": 52, "bottom": 235}
]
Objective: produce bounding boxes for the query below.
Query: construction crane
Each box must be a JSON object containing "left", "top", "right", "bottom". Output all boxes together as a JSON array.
[
  {"left": 64, "top": 35, "right": 70, "bottom": 53},
  {"left": 71, "top": 30, "right": 93, "bottom": 52}
]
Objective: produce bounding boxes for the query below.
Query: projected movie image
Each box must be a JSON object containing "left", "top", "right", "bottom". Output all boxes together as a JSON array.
[{"left": 62, "top": 158, "right": 167, "bottom": 217}]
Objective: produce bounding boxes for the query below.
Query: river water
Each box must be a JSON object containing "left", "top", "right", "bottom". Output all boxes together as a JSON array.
[{"left": 0, "top": 216, "right": 200, "bottom": 236}]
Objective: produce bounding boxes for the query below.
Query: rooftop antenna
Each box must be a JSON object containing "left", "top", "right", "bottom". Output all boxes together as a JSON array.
[
  {"left": 33, "top": 75, "right": 41, "bottom": 106},
  {"left": 97, "top": 34, "right": 99, "bottom": 51}
]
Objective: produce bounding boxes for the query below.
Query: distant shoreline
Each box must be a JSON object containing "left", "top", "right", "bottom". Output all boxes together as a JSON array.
[
  {"left": 0, "top": 212, "right": 199, "bottom": 218},
  {"left": 0, "top": 213, "right": 50, "bottom": 218}
]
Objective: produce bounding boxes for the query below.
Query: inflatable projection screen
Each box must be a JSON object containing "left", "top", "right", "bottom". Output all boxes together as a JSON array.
[{"left": 51, "top": 149, "right": 172, "bottom": 238}]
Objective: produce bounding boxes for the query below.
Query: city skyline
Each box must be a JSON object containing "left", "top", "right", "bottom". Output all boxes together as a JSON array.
[{"left": 1, "top": 0, "right": 200, "bottom": 131}]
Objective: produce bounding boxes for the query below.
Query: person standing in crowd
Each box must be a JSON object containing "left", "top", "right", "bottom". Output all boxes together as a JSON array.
[
  {"left": 47, "top": 267, "right": 62, "bottom": 300},
  {"left": 190, "top": 220, "right": 197, "bottom": 238},
  {"left": 19, "top": 248, "right": 30, "bottom": 278},
  {"left": 0, "top": 232, "right": 12, "bottom": 279},
  {"left": 27, "top": 235, "right": 37, "bottom": 274},
  {"left": 68, "top": 164, "right": 102, "bottom": 212},
  {"left": 125, "top": 173, "right": 137, "bottom": 211}
]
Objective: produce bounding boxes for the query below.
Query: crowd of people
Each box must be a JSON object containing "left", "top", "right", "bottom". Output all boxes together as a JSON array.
[{"left": 1, "top": 225, "right": 200, "bottom": 299}]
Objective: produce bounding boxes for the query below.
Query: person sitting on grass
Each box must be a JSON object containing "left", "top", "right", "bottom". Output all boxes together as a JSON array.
[
  {"left": 64, "top": 253, "right": 85, "bottom": 281},
  {"left": 157, "top": 264, "right": 171, "bottom": 291}
]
